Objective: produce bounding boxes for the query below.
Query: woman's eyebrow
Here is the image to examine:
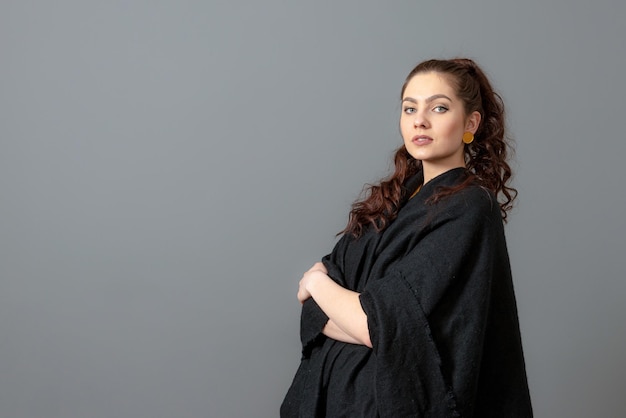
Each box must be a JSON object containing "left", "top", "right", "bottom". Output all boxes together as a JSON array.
[{"left": 402, "top": 94, "right": 452, "bottom": 104}]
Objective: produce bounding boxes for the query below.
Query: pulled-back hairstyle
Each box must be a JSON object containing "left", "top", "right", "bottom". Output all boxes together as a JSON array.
[{"left": 343, "top": 58, "right": 517, "bottom": 238}]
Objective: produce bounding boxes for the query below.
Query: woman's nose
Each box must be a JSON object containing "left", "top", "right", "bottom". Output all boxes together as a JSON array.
[{"left": 414, "top": 115, "right": 428, "bottom": 128}]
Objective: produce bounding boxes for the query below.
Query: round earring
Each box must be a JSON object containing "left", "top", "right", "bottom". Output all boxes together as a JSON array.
[{"left": 462, "top": 132, "right": 474, "bottom": 144}]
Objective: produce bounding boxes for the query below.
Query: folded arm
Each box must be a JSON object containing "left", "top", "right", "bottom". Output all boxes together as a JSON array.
[{"left": 298, "top": 262, "right": 372, "bottom": 348}]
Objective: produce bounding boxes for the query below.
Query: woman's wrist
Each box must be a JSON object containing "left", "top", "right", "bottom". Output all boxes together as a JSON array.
[{"left": 305, "top": 271, "right": 330, "bottom": 296}]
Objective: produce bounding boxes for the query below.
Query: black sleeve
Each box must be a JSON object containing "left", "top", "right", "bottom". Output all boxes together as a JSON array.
[{"left": 359, "top": 188, "right": 504, "bottom": 417}]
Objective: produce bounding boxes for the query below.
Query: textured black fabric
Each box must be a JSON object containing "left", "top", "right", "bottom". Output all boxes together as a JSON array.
[{"left": 281, "top": 168, "right": 532, "bottom": 417}]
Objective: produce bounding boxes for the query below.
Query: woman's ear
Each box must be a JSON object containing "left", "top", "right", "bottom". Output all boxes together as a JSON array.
[{"left": 466, "top": 111, "right": 482, "bottom": 134}]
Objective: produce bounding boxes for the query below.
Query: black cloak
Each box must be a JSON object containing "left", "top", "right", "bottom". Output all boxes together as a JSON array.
[{"left": 281, "top": 168, "right": 532, "bottom": 417}]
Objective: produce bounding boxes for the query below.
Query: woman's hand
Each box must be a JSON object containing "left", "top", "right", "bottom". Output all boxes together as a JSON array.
[
  {"left": 297, "top": 262, "right": 329, "bottom": 304},
  {"left": 296, "top": 261, "right": 372, "bottom": 347}
]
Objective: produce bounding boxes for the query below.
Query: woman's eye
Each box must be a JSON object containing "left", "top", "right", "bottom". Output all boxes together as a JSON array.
[
  {"left": 404, "top": 107, "right": 416, "bottom": 114},
  {"left": 433, "top": 105, "right": 448, "bottom": 113}
]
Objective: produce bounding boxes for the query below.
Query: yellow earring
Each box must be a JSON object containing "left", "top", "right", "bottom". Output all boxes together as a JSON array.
[{"left": 462, "top": 132, "right": 474, "bottom": 144}]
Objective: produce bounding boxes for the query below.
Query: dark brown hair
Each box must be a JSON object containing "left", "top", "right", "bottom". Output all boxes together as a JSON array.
[{"left": 343, "top": 58, "right": 517, "bottom": 237}]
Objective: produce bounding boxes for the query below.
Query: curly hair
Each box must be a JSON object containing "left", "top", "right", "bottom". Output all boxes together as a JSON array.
[{"left": 343, "top": 58, "right": 517, "bottom": 238}]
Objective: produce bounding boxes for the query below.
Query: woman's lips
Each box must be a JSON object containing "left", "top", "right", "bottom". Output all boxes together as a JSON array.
[{"left": 412, "top": 135, "right": 433, "bottom": 145}]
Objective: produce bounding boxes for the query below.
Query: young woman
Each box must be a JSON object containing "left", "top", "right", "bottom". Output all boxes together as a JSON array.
[{"left": 281, "top": 58, "right": 533, "bottom": 417}]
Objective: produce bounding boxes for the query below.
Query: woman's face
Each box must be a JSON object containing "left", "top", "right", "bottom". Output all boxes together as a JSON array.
[{"left": 400, "top": 72, "right": 480, "bottom": 178}]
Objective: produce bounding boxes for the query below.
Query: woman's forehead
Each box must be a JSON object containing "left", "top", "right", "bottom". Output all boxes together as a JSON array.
[{"left": 403, "top": 72, "right": 456, "bottom": 100}]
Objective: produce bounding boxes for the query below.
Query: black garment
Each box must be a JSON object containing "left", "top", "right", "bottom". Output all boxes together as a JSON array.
[{"left": 281, "top": 168, "right": 533, "bottom": 417}]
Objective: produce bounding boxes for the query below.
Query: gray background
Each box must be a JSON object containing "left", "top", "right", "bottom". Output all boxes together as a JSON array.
[{"left": 1, "top": 1, "right": 624, "bottom": 417}]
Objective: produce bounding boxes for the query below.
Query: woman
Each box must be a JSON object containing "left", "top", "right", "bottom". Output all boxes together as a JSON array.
[{"left": 281, "top": 58, "right": 533, "bottom": 417}]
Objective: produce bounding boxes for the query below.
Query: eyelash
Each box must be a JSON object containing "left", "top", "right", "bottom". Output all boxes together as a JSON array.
[{"left": 403, "top": 105, "right": 448, "bottom": 114}]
